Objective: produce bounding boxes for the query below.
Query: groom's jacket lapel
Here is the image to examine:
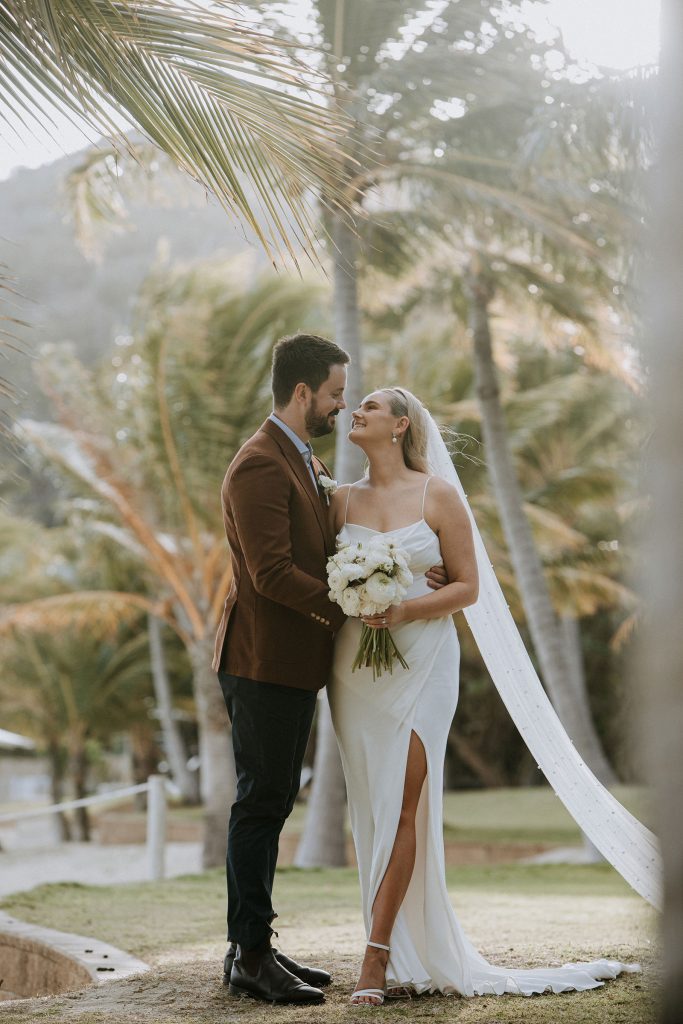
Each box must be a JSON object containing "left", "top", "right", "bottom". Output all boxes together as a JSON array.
[{"left": 260, "top": 419, "right": 329, "bottom": 547}]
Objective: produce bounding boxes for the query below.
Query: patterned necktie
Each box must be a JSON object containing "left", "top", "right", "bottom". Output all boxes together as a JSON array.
[{"left": 303, "top": 443, "right": 317, "bottom": 486}]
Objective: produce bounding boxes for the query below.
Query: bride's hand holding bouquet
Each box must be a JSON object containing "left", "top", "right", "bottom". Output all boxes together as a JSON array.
[{"left": 360, "top": 603, "right": 408, "bottom": 629}]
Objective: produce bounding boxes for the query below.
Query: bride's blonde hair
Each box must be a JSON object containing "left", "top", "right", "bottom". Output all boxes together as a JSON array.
[{"left": 379, "top": 387, "right": 430, "bottom": 473}]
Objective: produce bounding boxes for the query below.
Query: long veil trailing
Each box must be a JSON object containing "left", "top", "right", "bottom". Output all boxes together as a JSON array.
[{"left": 425, "top": 412, "right": 661, "bottom": 909}]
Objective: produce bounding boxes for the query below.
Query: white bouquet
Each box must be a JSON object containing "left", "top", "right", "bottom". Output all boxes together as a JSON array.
[{"left": 327, "top": 537, "right": 413, "bottom": 679}]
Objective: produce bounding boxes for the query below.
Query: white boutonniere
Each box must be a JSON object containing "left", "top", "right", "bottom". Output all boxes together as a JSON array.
[{"left": 317, "top": 474, "right": 338, "bottom": 505}]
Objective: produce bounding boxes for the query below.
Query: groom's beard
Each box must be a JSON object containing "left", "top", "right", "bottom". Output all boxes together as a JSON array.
[{"left": 306, "top": 400, "right": 338, "bottom": 438}]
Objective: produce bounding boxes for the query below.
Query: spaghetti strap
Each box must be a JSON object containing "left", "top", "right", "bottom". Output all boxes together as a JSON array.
[
  {"left": 343, "top": 483, "right": 354, "bottom": 526},
  {"left": 421, "top": 476, "right": 432, "bottom": 518}
]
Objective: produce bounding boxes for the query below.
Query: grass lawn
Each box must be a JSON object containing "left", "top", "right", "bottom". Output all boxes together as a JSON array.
[
  {"left": 441, "top": 785, "right": 652, "bottom": 844},
  {"left": 0, "top": 858, "right": 657, "bottom": 1024},
  {"left": 85, "top": 783, "right": 652, "bottom": 856}
]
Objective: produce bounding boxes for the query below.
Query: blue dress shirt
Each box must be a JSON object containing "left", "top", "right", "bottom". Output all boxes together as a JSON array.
[{"left": 268, "top": 413, "right": 318, "bottom": 488}]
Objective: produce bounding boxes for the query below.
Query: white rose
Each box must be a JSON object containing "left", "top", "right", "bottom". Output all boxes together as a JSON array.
[
  {"left": 396, "top": 567, "right": 413, "bottom": 588},
  {"left": 358, "top": 587, "right": 381, "bottom": 616},
  {"left": 354, "top": 585, "right": 375, "bottom": 617},
  {"left": 365, "top": 572, "right": 398, "bottom": 607},
  {"left": 364, "top": 550, "right": 393, "bottom": 573},
  {"left": 328, "top": 569, "right": 343, "bottom": 592},
  {"left": 341, "top": 562, "right": 367, "bottom": 585},
  {"left": 340, "top": 587, "right": 361, "bottom": 616}
]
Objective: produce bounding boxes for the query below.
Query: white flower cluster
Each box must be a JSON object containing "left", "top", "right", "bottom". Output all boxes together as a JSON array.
[
  {"left": 317, "top": 474, "right": 338, "bottom": 495},
  {"left": 327, "top": 537, "right": 413, "bottom": 618}
]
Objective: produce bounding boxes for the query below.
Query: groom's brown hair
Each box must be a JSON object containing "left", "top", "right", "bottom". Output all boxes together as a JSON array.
[{"left": 271, "top": 333, "right": 349, "bottom": 408}]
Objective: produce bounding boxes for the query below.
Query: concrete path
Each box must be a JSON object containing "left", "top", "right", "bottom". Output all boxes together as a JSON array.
[{"left": 0, "top": 840, "right": 203, "bottom": 898}]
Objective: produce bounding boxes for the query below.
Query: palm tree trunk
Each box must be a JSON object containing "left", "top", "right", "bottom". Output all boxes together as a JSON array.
[
  {"left": 559, "top": 613, "right": 615, "bottom": 861},
  {"left": 148, "top": 614, "right": 199, "bottom": 803},
  {"left": 294, "top": 211, "right": 365, "bottom": 867},
  {"left": 48, "top": 741, "right": 71, "bottom": 842},
  {"left": 187, "top": 634, "right": 236, "bottom": 868},
  {"left": 639, "top": 5, "right": 683, "bottom": 1017},
  {"left": 447, "top": 731, "right": 507, "bottom": 788},
  {"left": 129, "top": 722, "right": 160, "bottom": 810},
  {"left": 558, "top": 614, "right": 616, "bottom": 786},
  {"left": 70, "top": 746, "right": 90, "bottom": 842},
  {"left": 330, "top": 212, "right": 364, "bottom": 482},
  {"left": 463, "top": 257, "right": 614, "bottom": 780}
]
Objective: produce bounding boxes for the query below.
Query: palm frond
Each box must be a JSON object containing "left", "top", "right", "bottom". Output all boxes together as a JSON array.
[
  {"left": 17, "top": 417, "right": 204, "bottom": 634},
  {"left": 61, "top": 138, "right": 201, "bottom": 261},
  {"left": 0, "top": 0, "right": 355, "bottom": 266},
  {"left": 522, "top": 502, "right": 587, "bottom": 556},
  {"left": 0, "top": 589, "right": 156, "bottom": 636},
  {"left": 549, "top": 566, "right": 637, "bottom": 617}
]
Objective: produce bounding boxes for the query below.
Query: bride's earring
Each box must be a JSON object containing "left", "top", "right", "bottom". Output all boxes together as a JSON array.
[{"left": 391, "top": 433, "right": 398, "bottom": 444}]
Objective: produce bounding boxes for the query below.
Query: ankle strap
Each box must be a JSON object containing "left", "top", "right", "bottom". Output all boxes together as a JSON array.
[{"left": 367, "top": 940, "right": 390, "bottom": 951}]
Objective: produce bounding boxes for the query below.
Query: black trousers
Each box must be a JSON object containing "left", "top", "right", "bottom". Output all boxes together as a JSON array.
[{"left": 218, "top": 671, "right": 317, "bottom": 951}]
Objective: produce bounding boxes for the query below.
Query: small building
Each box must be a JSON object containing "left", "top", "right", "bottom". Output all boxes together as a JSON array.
[{"left": 0, "top": 729, "right": 50, "bottom": 804}]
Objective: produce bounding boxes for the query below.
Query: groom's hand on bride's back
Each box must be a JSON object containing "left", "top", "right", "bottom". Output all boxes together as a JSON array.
[{"left": 426, "top": 564, "right": 448, "bottom": 589}]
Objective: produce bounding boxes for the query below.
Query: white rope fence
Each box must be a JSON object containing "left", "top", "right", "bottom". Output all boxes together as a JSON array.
[{"left": 0, "top": 775, "right": 169, "bottom": 881}]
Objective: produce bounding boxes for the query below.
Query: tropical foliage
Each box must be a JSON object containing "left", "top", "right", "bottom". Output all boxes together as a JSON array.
[
  {"left": 8, "top": 260, "right": 330, "bottom": 865},
  {"left": 0, "top": 0, "right": 653, "bottom": 880},
  {"left": 0, "top": 0, "right": 352, "bottom": 265},
  {"left": 290, "top": 0, "right": 650, "bottom": 861}
]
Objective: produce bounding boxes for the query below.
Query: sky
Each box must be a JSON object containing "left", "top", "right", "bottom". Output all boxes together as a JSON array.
[{"left": 0, "top": 0, "right": 661, "bottom": 182}]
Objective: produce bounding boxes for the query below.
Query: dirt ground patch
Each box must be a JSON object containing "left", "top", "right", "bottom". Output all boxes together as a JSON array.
[
  {"left": 0, "top": 954, "right": 654, "bottom": 1024},
  {"left": 0, "top": 871, "right": 656, "bottom": 1024}
]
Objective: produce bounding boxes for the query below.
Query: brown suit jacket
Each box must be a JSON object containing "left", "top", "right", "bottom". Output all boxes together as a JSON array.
[{"left": 212, "top": 418, "right": 346, "bottom": 689}]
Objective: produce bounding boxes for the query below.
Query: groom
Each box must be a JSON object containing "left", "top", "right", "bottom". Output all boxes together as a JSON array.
[{"left": 213, "top": 333, "right": 350, "bottom": 1004}]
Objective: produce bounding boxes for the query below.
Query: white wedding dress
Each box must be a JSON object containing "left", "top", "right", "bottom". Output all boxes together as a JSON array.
[{"left": 327, "top": 480, "right": 641, "bottom": 997}]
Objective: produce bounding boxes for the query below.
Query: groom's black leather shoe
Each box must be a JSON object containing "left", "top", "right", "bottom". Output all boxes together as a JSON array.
[
  {"left": 223, "top": 942, "right": 332, "bottom": 988},
  {"left": 227, "top": 948, "right": 325, "bottom": 1004}
]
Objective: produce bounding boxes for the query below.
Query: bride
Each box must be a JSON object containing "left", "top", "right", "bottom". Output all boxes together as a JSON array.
[{"left": 326, "top": 386, "right": 641, "bottom": 1005}]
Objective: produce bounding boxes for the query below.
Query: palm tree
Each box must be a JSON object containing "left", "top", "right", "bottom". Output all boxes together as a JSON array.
[
  {"left": 0, "top": 514, "right": 157, "bottom": 837},
  {"left": 14, "top": 260, "right": 329, "bottom": 866},
  {"left": 448, "top": 341, "right": 643, "bottom": 781},
  {"left": 347, "top": 16, "right": 648, "bottom": 788},
  {"left": 363, "top": 312, "right": 642, "bottom": 786},
  {"left": 0, "top": 0, "right": 352, "bottom": 268},
  {"left": 294, "top": 0, "right": 523, "bottom": 867},
  {"left": 293, "top": 0, "right": 646, "bottom": 863},
  {"left": 0, "top": 622, "right": 153, "bottom": 840},
  {"left": 463, "top": 260, "right": 620, "bottom": 787}
]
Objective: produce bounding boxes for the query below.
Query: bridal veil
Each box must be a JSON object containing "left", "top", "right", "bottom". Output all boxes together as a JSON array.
[{"left": 424, "top": 411, "right": 661, "bottom": 909}]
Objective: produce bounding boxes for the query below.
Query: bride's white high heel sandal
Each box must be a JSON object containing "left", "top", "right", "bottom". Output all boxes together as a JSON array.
[{"left": 350, "top": 940, "right": 390, "bottom": 1007}]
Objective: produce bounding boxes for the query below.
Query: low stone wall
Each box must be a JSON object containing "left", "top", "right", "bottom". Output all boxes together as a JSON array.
[{"left": 0, "top": 913, "right": 149, "bottom": 1001}]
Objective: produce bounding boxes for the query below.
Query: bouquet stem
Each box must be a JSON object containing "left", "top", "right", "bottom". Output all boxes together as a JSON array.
[{"left": 351, "top": 624, "right": 409, "bottom": 681}]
